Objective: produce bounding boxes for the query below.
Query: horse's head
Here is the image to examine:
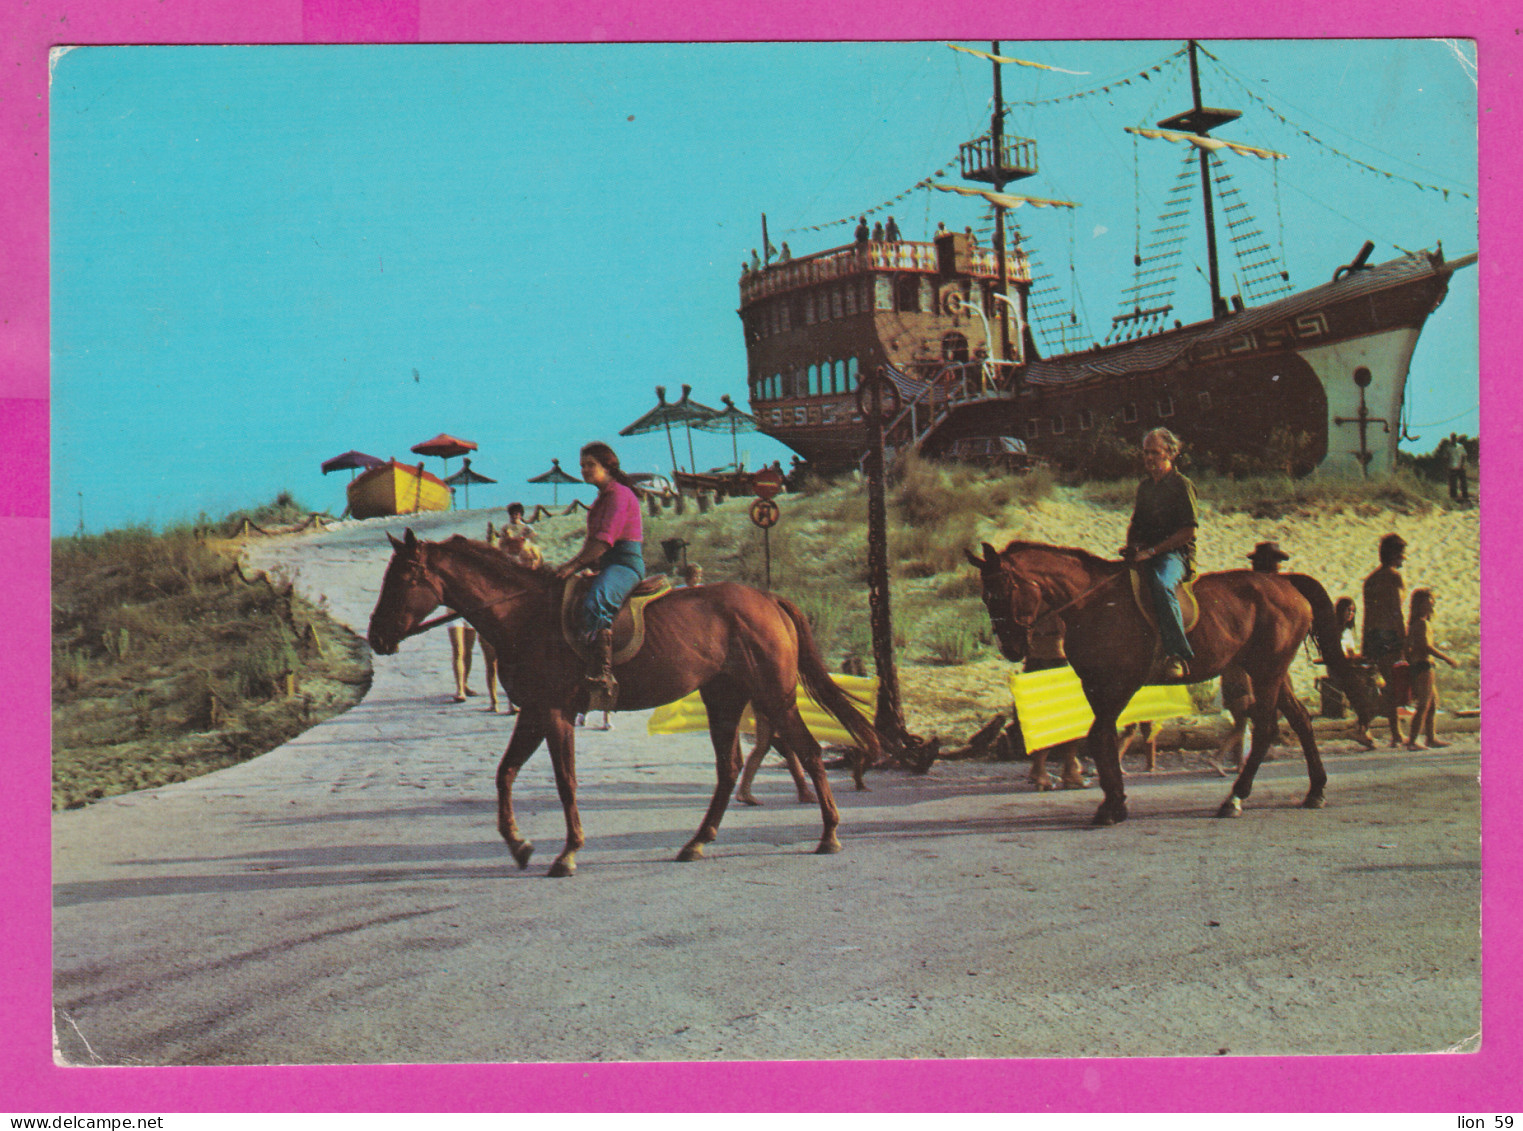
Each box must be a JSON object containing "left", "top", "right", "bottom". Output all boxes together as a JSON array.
[
  {"left": 965, "top": 542, "right": 1042, "bottom": 664},
  {"left": 368, "top": 529, "right": 444, "bottom": 655}
]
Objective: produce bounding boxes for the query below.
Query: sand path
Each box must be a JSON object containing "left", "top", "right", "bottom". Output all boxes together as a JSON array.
[{"left": 52, "top": 509, "right": 1480, "bottom": 1065}]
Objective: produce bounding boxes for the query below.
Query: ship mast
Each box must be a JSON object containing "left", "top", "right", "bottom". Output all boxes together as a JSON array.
[
  {"left": 1157, "top": 39, "right": 1240, "bottom": 321},
  {"left": 958, "top": 43, "right": 1038, "bottom": 372},
  {"left": 989, "top": 44, "right": 1011, "bottom": 363}
]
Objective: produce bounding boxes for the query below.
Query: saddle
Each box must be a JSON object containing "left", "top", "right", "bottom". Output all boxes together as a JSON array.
[
  {"left": 560, "top": 573, "right": 673, "bottom": 665},
  {"left": 1127, "top": 567, "right": 1201, "bottom": 634}
]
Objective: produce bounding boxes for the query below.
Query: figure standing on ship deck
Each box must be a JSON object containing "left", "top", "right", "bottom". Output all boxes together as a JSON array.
[
  {"left": 554, "top": 442, "right": 646, "bottom": 711},
  {"left": 1121, "top": 427, "right": 1198, "bottom": 681}
]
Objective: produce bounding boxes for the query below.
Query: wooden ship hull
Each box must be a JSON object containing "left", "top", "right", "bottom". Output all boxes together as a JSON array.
[
  {"left": 348, "top": 460, "right": 452, "bottom": 519},
  {"left": 740, "top": 237, "right": 1469, "bottom": 477},
  {"left": 738, "top": 42, "right": 1474, "bottom": 478}
]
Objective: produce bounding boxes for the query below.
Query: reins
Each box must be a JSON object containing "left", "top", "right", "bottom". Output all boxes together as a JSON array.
[
  {"left": 1009, "top": 566, "right": 1128, "bottom": 632},
  {"left": 398, "top": 559, "right": 558, "bottom": 640}
]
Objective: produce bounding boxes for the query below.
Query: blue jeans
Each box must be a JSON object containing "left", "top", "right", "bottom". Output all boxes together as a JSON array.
[
  {"left": 1143, "top": 550, "right": 1194, "bottom": 660},
  {"left": 580, "top": 540, "right": 645, "bottom": 641}
]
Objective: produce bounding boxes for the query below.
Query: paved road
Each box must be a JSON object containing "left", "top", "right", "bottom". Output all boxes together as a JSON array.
[{"left": 52, "top": 510, "right": 1481, "bottom": 1065}]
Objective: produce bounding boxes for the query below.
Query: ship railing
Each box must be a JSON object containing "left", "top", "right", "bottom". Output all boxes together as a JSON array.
[
  {"left": 739, "top": 241, "right": 1030, "bottom": 303},
  {"left": 878, "top": 360, "right": 1017, "bottom": 450}
]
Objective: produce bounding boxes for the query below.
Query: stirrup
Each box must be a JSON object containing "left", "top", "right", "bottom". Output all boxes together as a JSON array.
[{"left": 585, "top": 629, "right": 619, "bottom": 711}]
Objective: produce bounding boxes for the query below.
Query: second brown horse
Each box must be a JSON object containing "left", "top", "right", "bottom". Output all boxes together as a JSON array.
[
  {"left": 367, "top": 531, "right": 880, "bottom": 876},
  {"left": 967, "top": 540, "right": 1378, "bottom": 826}
]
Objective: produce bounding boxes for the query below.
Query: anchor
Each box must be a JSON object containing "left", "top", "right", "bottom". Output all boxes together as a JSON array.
[{"left": 1332, "top": 366, "right": 1391, "bottom": 477}]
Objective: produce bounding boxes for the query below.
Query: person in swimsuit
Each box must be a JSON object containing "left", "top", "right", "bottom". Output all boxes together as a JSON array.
[{"left": 1404, "top": 588, "right": 1458, "bottom": 750}]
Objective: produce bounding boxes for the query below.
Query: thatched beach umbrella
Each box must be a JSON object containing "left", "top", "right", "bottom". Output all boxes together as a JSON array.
[
  {"left": 691, "top": 394, "right": 759, "bottom": 467},
  {"left": 528, "top": 458, "right": 581, "bottom": 504},
  {"left": 619, "top": 384, "right": 717, "bottom": 474},
  {"left": 410, "top": 433, "right": 478, "bottom": 477},
  {"left": 443, "top": 457, "right": 497, "bottom": 510}
]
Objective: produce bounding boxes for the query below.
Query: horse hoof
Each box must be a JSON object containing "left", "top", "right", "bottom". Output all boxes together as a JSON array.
[
  {"left": 508, "top": 840, "right": 534, "bottom": 869},
  {"left": 677, "top": 843, "right": 705, "bottom": 862},
  {"left": 1303, "top": 793, "right": 1326, "bottom": 810},
  {"left": 815, "top": 835, "right": 842, "bottom": 855},
  {"left": 547, "top": 858, "right": 576, "bottom": 877},
  {"left": 1092, "top": 804, "right": 1126, "bottom": 827},
  {"left": 1217, "top": 797, "right": 1244, "bottom": 819}
]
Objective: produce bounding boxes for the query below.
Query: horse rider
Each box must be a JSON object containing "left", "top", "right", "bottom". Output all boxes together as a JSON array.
[
  {"left": 1121, "top": 427, "right": 1198, "bottom": 681},
  {"left": 553, "top": 441, "right": 646, "bottom": 710}
]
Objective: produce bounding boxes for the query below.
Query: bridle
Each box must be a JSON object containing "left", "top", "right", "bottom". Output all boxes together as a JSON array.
[
  {"left": 391, "top": 552, "right": 554, "bottom": 640},
  {"left": 989, "top": 561, "right": 1127, "bottom": 636}
]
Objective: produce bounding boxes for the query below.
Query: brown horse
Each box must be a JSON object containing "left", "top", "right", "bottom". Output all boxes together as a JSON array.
[
  {"left": 966, "top": 540, "right": 1378, "bottom": 826},
  {"left": 367, "top": 531, "right": 880, "bottom": 875}
]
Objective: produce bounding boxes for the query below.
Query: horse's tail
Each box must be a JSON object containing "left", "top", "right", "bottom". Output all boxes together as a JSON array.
[
  {"left": 773, "top": 595, "right": 883, "bottom": 788},
  {"left": 1283, "top": 572, "right": 1378, "bottom": 726}
]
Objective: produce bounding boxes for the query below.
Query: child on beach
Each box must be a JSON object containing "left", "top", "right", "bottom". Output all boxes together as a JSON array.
[{"left": 1404, "top": 588, "right": 1458, "bottom": 750}]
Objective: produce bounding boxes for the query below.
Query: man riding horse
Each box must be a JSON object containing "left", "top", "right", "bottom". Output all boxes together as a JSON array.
[{"left": 1122, "top": 427, "right": 1197, "bottom": 681}]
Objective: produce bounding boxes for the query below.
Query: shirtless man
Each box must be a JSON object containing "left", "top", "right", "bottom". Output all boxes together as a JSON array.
[{"left": 1362, "top": 533, "right": 1408, "bottom": 747}]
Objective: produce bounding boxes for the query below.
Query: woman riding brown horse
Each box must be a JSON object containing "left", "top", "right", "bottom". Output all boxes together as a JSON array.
[
  {"left": 367, "top": 530, "right": 879, "bottom": 875},
  {"left": 966, "top": 540, "right": 1377, "bottom": 826}
]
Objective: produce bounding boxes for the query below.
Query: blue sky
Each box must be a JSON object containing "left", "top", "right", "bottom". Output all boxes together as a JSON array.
[{"left": 49, "top": 39, "right": 1478, "bottom": 534}]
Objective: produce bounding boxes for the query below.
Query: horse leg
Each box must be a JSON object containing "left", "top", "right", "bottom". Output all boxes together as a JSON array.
[
  {"left": 1276, "top": 681, "right": 1327, "bottom": 808},
  {"left": 735, "top": 715, "right": 771, "bottom": 806},
  {"left": 759, "top": 697, "right": 842, "bottom": 854},
  {"left": 542, "top": 710, "right": 585, "bottom": 876},
  {"left": 1219, "top": 682, "right": 1282, "bottom": 818},
  {"left": 680, "top": 682, "right": 751, "bottom": 861},
  {"left": 496, "top": 711, "right": 547, "bottom": 869},
  {"left": 1085, "top": 697, "right": 1129, "bottom": 826}
]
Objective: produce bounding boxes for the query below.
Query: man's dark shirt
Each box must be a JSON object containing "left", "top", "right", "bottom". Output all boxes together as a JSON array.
[{"left": 1127, "top": 470, "right": 1199, "bottom": 571}]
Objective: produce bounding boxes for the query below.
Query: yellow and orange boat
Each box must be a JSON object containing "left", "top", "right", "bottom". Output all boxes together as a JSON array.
[{"left": 347, "top": 459, "right": 452, "bottom": 519}]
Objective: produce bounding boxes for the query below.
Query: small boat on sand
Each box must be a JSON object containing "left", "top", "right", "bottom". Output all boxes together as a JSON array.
[{"left": 347, "top": 459, "right": 452, "bottom": 519}]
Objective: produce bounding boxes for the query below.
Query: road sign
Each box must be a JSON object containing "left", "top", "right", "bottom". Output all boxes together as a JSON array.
[
  {"left": 749, "top": 498, "right": 780, "bottom": 528},
  {"left": 751, "top": 467, "right": 785, "bottom": 500}
]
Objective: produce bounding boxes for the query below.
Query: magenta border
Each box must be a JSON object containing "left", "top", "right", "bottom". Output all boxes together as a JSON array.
[{"left": 6, "top": 0, "right": 1516, "bottom": 1113}]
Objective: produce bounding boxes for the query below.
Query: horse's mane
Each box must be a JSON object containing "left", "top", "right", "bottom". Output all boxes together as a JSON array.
[
  {"left": 434, "top": 534, "right": 556, "bottom": 585},
  {"left": 999, "top": 539, "right": 1119, "bottom": 571}
]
